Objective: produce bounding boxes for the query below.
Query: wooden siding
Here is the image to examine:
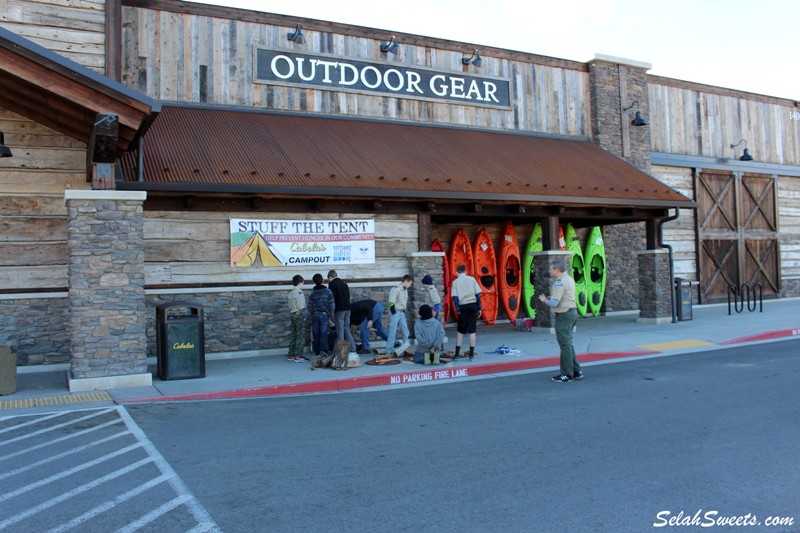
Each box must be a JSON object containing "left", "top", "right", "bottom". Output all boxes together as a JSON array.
[
  {"left": 649, "top": 83, "right": 800, "bottom": 166},
  {"left": 778, "top": 175, "right": 800, "bottom": 280},
  {"left": 143, "top": 211, "right": 418, "bottom": 286},
  {"left": 120, "top": 7, "right": 591, "bottom": 137},
  {"left": 0, "top": 0, "right": 106, "bottom": 71},
  {"left": 651, "top": 165, "right": 697, "bottom": 280},
  {"left": 0, "top": 111, "right": 87, "bottom": 291}
]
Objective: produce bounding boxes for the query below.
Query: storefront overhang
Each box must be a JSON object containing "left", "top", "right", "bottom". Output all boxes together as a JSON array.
[
  {"left": 0, "top": 26, "right": 157, "bottom": 152},
  {"left": 118, "top": 105, "right": 695, "bottom": 224}
]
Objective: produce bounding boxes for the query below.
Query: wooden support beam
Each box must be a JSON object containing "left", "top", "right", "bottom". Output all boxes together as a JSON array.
[
  {"left": 418, "top": 213, "right": 432, "bottom": 250},
  {"left": 646, "top": 218, "right": 660, "bottom": 249},
  {"left": 86, "top": 113, "right": 119, "bottom": 182},
  {"left": 542, "top": 215, "right": 560, "bottom": 251}
]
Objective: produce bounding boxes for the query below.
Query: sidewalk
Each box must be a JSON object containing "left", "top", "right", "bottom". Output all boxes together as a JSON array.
[{"left": 2, "top": 298, "right": 799, "bottom": 415}]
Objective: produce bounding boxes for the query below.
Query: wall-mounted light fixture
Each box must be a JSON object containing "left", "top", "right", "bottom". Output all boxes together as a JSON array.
[
  {"left": 287, "top": 24, "right": 305, "bottom": 45},
  {"left": 730, "top": 139, "right": 754, "bottom": 161},
  {"left": 0, "top": 132, "right": 12, "bottom": 158},
  {"left": 380, "top": 35, "right": 398, "bottom": 54},
  {"left": 622, "top": 100, "right": 648, "bottom": 126},
  {"left": 462, "top": 49, "right": 482, "bottom": 67}
]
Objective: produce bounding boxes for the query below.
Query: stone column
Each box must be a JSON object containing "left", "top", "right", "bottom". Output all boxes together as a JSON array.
[
  {"left": 588, "top": 54, "right": 659, "bottom": 313},
  {"left": 65, "top": 190, "right": 151, "bottom": 391},
  {"left": 408, "top": 251, "right": 445, "bottom": 336},
  {"left": 531, "top": 251, "right": 573, "bottom": 331},
  {"left": 636, "top": 249, "right": 673, "bottom": 324}
]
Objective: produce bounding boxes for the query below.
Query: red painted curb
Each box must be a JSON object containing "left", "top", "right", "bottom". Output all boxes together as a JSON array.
[
  {"left": 718, "top": 328, "right": 800, "bottom": 346},
  {"left": 116, "top": 349, "right": 661, "bottom": 404}
]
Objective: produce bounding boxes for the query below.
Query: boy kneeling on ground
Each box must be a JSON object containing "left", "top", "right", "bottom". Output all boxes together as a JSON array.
[{"left": 413, "top": 304, "right": 445, "bottom": 365}]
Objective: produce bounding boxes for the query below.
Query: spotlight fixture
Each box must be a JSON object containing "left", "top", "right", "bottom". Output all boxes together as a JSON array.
[
  {"left": 380, "top": 35, "right": 398, "bottom": 54},
  {"left": 730, "top": 139, "right": 754, "bottom": 161},
  {"left": 287, "top": 23, "right": 305, "bottom": 45},
  {"left": 622, "top": 100, "right": 648, "bottom": 126},
  {"left": 0, "top": 132, "right": 12, "bottom": 158},
  {"left": 461, "top": 49, "right": 482, "bottom": 67}
]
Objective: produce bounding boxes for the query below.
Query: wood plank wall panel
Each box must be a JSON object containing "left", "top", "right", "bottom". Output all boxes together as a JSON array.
[
  {"left": 142, "top": 211, "right": 418, "bottom": 286},
  {"left": 0, "top": 0, "right": 106, "bottom": 71},
  {"left": 778, "top": 175, "right": 800, "bottom": 279},
  {"left": 0, "top": 111, "right": 87, "bottom": 290},
  {"left": 120, "top": 7, "right": 590, "bottom": 138},
  {"left": 651, "top": 165, "right": 697, "bottom": 279},
  {"left": 649, "top": 83, "right": 800, "bottom": 166}
]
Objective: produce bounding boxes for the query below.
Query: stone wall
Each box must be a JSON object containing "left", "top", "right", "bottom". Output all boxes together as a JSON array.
[
  {"left": 589, "top": 57, "right": 653, "bottom": 312},
  {"left": 145, "top": 282, "right": 409, "bottom": 357},
  {"left": 637, "top": 250, "right": 672, "bottom": 322},
  {"left": 0, "top": 295, "right": 69, "bottom": 365},
  {"left": 603, "top": 222, "right": 647, "bottom": 311},
  {"left": 66, "top": 192, "right": 148, "bottom": 379},
  {"left": 781, "top": 278, "right": 800, "bottom": 298}
]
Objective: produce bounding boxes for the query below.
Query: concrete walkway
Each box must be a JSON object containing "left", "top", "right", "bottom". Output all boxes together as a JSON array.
[{"left": 2, "top": 298, "right": 799, "bottom": 415}]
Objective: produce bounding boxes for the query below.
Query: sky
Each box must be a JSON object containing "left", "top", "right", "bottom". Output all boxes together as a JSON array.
[{"left": 190, "top": 0, "right": 799, "bottom": 100}]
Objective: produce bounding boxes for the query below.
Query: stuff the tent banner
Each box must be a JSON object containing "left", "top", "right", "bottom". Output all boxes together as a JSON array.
[{"left": 230, "top": 218, "right": 376, "bottom": 267}]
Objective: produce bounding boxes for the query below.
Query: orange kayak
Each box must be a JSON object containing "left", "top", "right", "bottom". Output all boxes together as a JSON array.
[
  {"left": 473, "top": 228, "right": 498, "bottom": 325},
  {"left": 498, "top": 221, "right": 522, "bottom": 323},
  {"left": 448, "top": 228, "right": 474, "bottom": 321}
]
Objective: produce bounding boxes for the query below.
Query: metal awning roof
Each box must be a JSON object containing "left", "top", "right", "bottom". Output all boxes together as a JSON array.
[
  {"left": 0, "top": 26, "right": 156, "bottom": 152},
  {"left": 118, "top": 105, "right": 694, "bottom": 210}
]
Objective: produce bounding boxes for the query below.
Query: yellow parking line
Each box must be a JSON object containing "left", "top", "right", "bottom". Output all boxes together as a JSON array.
[
  {"left": 0, "top": 391, "right": 112, "bottom": 411},
  {"left": 637, "top": 339, "right": 714, "bottom": 351}
]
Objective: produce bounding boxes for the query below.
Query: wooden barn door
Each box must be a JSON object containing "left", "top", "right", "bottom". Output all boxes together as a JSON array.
[{"left": 696, "top": 170, "right": 779, "bottom": 303}]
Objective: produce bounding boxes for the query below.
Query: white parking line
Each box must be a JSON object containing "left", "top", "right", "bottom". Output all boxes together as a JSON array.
[
  {"left": 0, "top": 417, "right": 124, "bottom": 463},
  {"left": 0, "top": 457, "right": 154, "bottom": 530},
  {"left": 0, "top": 412, "right": 64, "bottom": 434},
  {"left": 0, "top": 442, "right": 142, "bottom": 504},
  {"left": 116, "top": 407, "right": 220, "bottom": 532},
  {"left": 0, "top": 408, "right": 116, "bottom": 448},
  {"left": 44, "top": 473, "right": 173, "bottom": 533},
  {"left": 0, "top": 430, "right": 129, "bottom": 481},
  {"left": 115, "top": 494, "right": 192, "bottom": 533},
  {"left": 0, "top": 406, "right": 220, "bottom": 533}
]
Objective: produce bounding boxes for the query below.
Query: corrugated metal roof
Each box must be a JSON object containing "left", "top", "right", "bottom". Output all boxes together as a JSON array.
[{"left": 118, "top": 105, "right": 694, "bottom": 209}]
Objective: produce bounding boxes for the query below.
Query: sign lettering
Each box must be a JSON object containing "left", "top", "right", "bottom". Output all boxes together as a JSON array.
[{"left": 256, "top": 49, "right": 511, "bottom": 108}]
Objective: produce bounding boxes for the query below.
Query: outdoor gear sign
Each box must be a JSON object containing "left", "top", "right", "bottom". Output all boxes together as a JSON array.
[
  {"left": 230, "top": 218, "right": 376, "bottom": 267},
  {"left": 256, "top": 49, "right": 512, "bottom": 109}
]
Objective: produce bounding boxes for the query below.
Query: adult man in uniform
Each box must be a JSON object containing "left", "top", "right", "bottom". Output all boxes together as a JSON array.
[{"left": 539, "top": 258, "right": 582, "bottom": 382}]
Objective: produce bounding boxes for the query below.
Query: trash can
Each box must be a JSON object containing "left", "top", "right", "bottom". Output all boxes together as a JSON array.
[
  {"left": 156, "top": 302, "right": 205, "bottom": 380},
  {"left": 674, "top": 278, "right": 693, "bottom": 321},
  {"left": 0, "top": 346, "right": 15, "bottom": 395}
]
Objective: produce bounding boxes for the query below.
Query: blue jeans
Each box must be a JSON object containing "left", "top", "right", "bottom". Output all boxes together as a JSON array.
[
  {"left": 334, "top": 310, "right": 356, "bottom": 352},
  {"left": 358, "top": 302, "right": 388, "bottom": 350},
  {"left": 311, "top": 311, "right": 330, "bottom": 355},
  {"left": 386, "top": 310, "right": 409, "bottom": 351}
]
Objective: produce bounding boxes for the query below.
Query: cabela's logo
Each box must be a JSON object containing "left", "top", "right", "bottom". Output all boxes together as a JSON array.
[{"left": 173, "top": 342, "right": 195, "bottom": 350}]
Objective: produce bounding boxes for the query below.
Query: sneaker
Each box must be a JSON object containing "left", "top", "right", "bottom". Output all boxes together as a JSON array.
[
  {"left": 292, "top": 356, "right": 305, "bottom": 363},
  {"left": 394, "top": 341, "right": 410, "bottom": 356},
  {"left": 573, "top": 371, "right": 584, "bottom": 380},
  {"left": 357, "top": 349, "right": 371, "bottom": 355},
  {"left": 551, "top": 374, "right": 573, "bottom": 383},
  {"left": 287, "top": 356, "right": 299, "bottom": 362}
]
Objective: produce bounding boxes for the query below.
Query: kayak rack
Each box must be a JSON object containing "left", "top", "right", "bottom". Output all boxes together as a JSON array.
[{"left": 727, "top": 283, "right": 763, "bottom": 315}]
